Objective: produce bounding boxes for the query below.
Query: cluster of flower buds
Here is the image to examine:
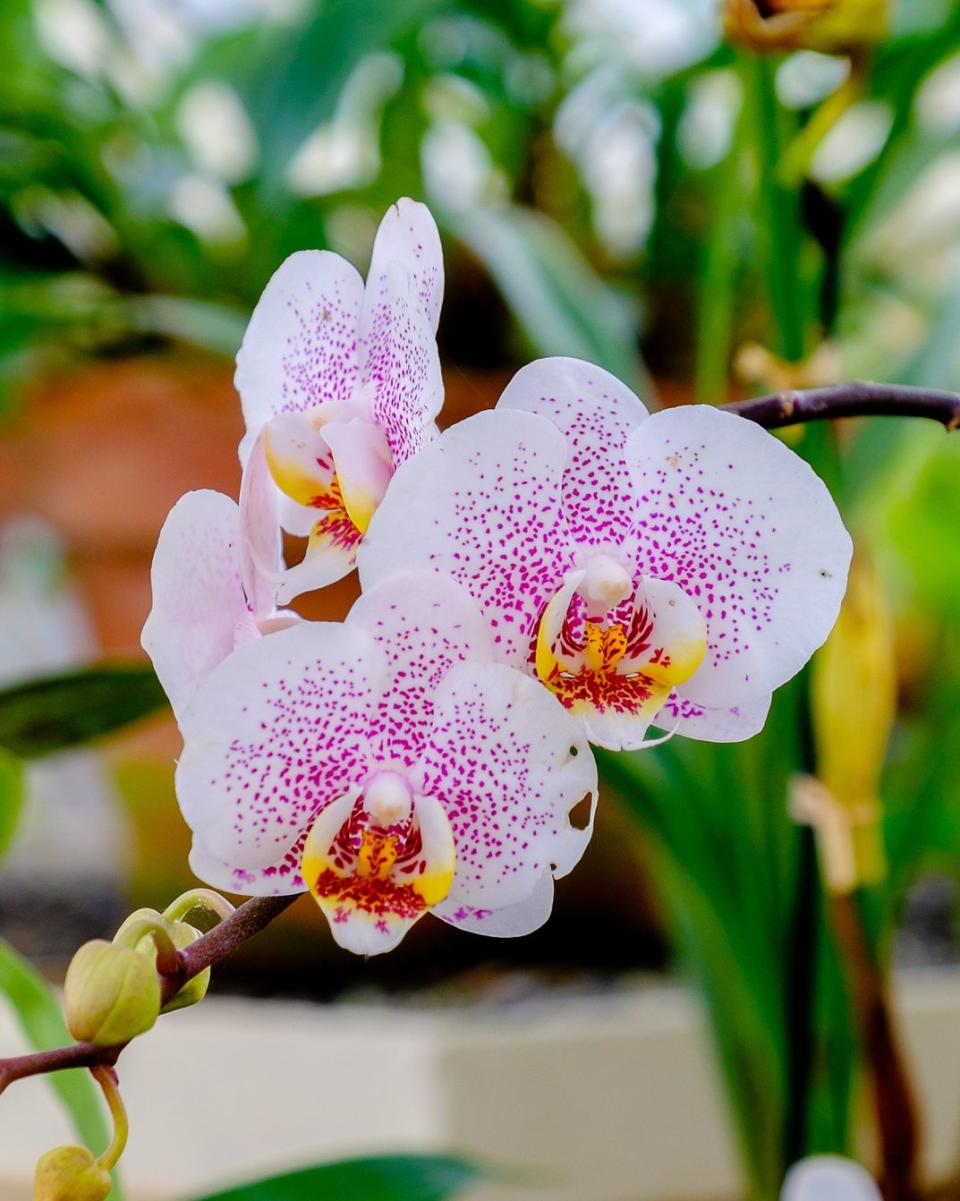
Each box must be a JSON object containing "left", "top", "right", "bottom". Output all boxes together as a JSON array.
[
  {"left": 64, "top": 889, "right": 232, "bottom": 1045},
  {"left": 36, "top": 892, "right": 233, "bottom": 1199}
]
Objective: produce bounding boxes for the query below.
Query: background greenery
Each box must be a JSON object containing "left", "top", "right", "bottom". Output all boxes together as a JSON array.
[{"left": 2, "top": 1, "right": 960, "bottom": 1199}]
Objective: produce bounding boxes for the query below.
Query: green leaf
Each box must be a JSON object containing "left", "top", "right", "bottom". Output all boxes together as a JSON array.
[
  {"left": 0, "top": 748, "right": 23, "bottom": 860},
  {"left": 0, "top": 937, "right": 111, "bottom": 1163},
  {"left": 244, "top": 0, "right": 444, "bottom": 186},
  {"left": 0, "top": 666, "right": 168, "bottom": 758},
  {"left": 189, "top": 1155, "right": 485, "bottom": 1201},
  {"left": 446, "top": 205, "right": 647, "bottom": 396}
]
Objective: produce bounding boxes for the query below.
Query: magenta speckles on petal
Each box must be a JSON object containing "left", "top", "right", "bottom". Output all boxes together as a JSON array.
[
  {"left": 361, "top": 362, "right": 852, "bottom": 747},
  {"left": 360, "top": 409, "right": 574, "bottom": 665},
  {"left": 173, "top": 572, "right": 599, "bottom": 950},
  {"left": 236, "top": 250, "right": 365, "bottom": 460},
  {"left": 360, "top": 260, "right": 443, "bottom": 468},
  {"left": 176, "top": 622, "right": 385, "bottom": 878},
  {"left": 498, "top": 356, "right": 649, "bottom": 547},
  {"left": 367, "top": 198, "right": 445, "bottom": 335},
  {"left": 625, "top": 404, "right": 852, "bottom": 735},
  {"left": 420, "top": 662, "right": 596, "bottom": 911},
  {"left": 349, "top": 571, "right": 494, "bottom": 765}
]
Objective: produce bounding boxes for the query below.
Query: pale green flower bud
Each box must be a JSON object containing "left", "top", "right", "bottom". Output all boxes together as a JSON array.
[
  {"left": 160, "top": 920, "right": 210, "bottom": 1013},
  {"left": 64, "top": 939, "right": 161, "bottom": 1046},
  {"left": 34, "top": 1145, "right": 111, "bottom": 1201}
]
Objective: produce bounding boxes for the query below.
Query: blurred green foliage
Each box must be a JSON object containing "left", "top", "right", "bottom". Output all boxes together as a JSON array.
[{"left": 188, "top": 1155, "right": 485, "bottom": 1201}]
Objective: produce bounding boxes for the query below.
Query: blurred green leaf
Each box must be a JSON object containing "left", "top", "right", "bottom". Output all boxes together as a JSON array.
[
  {"left": 189, "top": 1155, "right": 486, "bottom": 1201},
  {"left": 447, "top": 205, "right": 647, "bottom": 395},
  {"left": 0, "top": 747, "right": 23, "bottom": 860},
  {"left": 245, "top": 0, "right": 444, "bottom": 186},
  {"left": 0, "top": 937, "right": 115, "bottom": 1181},
  {"left": 600, "top": 678, "right": 856, "bottom": 1197},
  {"left": 0, "top": 665, "right": 167, "bottom": 758}
]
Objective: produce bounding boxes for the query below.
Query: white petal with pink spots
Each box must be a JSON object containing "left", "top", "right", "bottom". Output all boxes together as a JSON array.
[
  {"left": 174, "top": 571, "right": 598, "bottom": 951},
  {"left": 360, "top": 356, "right": 851, "bottom": 747},
  {"left": 234, "top": 199, "right": 446, "bottom": 598}
]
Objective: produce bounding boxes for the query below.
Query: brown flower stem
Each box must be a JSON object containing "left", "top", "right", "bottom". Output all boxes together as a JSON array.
[
  {"left": 0, "top": 894, "right": 300, "bottom": 1095},
  {"left": 828, "top": 892, "right": 920, "bottom": 1201},
  {"left": 725, "top": 381, "right": 960, "bottom": 431}
]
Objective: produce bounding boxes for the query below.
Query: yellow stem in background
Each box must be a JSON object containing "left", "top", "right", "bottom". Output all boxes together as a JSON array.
[
  {"left": 778, "top": 62, "right": 865, "bottom": 186},
  {"left": 810, "top": 549, "right": 894, "bottom": 893},
  {"left": 91, "top": 1067, "right": 128, "bottom": 1173}
]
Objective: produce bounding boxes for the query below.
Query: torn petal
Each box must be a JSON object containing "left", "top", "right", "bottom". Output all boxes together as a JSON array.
[{"left": 422, "top": 662, "right": 597, "bottom": 913}]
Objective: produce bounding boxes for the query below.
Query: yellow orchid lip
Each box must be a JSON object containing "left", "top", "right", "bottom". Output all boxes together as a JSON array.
[
  {"left": 263, "top": 411, "right": 394, "bottom": 547},
  {"left": 300, "top": 785, "right": 456, "bottom": 953},
  {"left": 533, "top": 571, "right": 706, "bottom": 722}
]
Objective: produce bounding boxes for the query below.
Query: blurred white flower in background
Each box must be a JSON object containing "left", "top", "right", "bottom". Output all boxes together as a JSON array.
[
  {"left": 564, "top": 0, "right": 718, "bottom": 79},
  {"left": 777, "top": 51, "right": 851, "bottom": 110},
  {"left": 782, "top": 1156, "right": 881, "bottom": 1201},
  {"left": 176, "top": 82, "right": 259, "bottom": 184},
  {"left": 678, "top": 69, "right": 743, "bottom": 170}
]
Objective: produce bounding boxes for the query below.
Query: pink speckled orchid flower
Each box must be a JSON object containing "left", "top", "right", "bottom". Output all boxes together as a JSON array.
[
  {"left": 781, "top": 1157, "right": 880, "bottom": 1201},
  {"left": 360, "top": 357, "right": 852, "bottom": 750},
  {"left": 174, "top": 571, "right": 597, "bottom": 955},
  {"left": 141, "top": 489, "right": 297, "bottom": 723},
  {"left": 236, "top": 199, "right": 444, "bottom": 603}
]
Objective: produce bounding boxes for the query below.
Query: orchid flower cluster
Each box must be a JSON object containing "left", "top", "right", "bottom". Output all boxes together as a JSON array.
[{"left": 143, "top": 199, "right": 853, "bottom": 956}]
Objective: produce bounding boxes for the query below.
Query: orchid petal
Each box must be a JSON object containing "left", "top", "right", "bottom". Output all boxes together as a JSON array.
[
  {"left": 421, "top": 662, "right": 597, "bottom": 913},
  {"left": 188, "top": 832, "right": 308, "bottom": 897},
  {"left": 435, "top": 866, "right": 556, "bottom": 938},
  {"left": 653, "top": 688, "right": 773, "bottom": 742},
  {"left": 241, "top": 430, "right": 359, "bottom": 606},
  {"left": 261, "top": 410, "right": 336, "bottom": 508},
  {"left": 782, "top": 1157, "right": 881, "bottom": 1201},
  {"left": 235, "top": 251, "right": 364, "bottom": 464},
  {"left": 360, "top": 409, "right": 572, "bottom": 666},
  {"left": 625, "top": 405, "right": 852, "bottom": 740},
  {"left": 274, "top": 530, "right": 358, "bottom": 605},
  {"left": 175, "top": 621, "right": 385, "bottom": 874},
  {"left": 360, "top": 259, "right": 443, "bottom": 468},
  {"left": 238, "top": 433, "right": 282, "bottom": 619},
  {"left": 633, "top": 576, "right": 707, "bottom": 687},
  {"left": 322, "top": 417, "right": 394, "bottom": 535},
  {"left": 498, "top": 356, "right": 648, "bottom": 546},
  {"left": 348, "top": 571, "right": 494, "bottom": 766},
  {"left": 367, "top": 198, "right": 444, "bottom": 334},
  {"left": 142, "top": 490, "right": 255, "bottom": 723}
]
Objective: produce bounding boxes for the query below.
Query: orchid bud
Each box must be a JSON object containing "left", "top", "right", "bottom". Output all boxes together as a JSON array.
[
  {"left": 64, "top": 939, "right": 161, "bottom": 1046},
  {"left": 159, "top": 920, "right": 210, "bottom": 1013},
  {"left": 34, "top": 1145, "right": 111, "bottom": 1201},
  {"left": 810, "top": 552, "right": 894, "bottom": 891},
  {"left": 723, "top": 0, "right": 889, "bottom": 54}
]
